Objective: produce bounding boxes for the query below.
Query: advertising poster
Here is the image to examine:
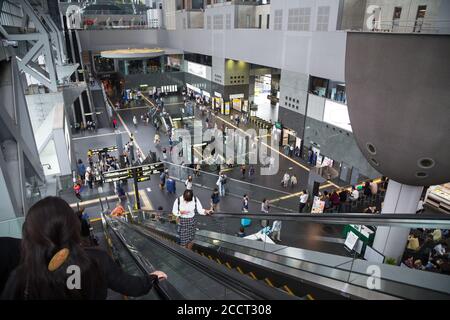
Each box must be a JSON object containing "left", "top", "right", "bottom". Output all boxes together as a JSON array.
[
  {"left": 225, "top": 102, "right": 230, "bottom": 115},
  {"left": 311, "top": 196, "right": 325, "bottom": 213}
]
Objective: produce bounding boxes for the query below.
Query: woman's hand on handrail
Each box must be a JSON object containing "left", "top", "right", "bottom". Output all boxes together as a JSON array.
[{"left": 151, "top": 270, "right": 167, "bottom": 281}]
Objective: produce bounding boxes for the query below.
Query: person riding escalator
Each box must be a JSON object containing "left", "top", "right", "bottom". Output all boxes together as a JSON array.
[{"left": 1, "top": 197, "right": 167, "bottom": 300}]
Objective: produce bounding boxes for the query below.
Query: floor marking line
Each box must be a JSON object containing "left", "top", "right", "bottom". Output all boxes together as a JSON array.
[{"left": 72, "top": 131, "right": 127, "bottom": 140}]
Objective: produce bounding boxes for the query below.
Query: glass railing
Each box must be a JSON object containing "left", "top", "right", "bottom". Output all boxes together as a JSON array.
[
  {"left": 118, "top": 209, "right": 450, "bottom": 300},
  {"left": 0, "top": 217, "right": 25, "bottom": 238}
]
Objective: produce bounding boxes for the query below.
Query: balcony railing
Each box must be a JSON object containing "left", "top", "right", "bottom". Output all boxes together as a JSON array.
[{"left": 367, "top": 19, "right": 450, "bottom": 34}]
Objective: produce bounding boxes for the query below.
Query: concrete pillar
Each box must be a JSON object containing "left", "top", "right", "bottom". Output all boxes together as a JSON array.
[
  {"left": 1, "top": 140, "right": 23, "bottom": 215},
  {"left": 372, "top": 180, "right": 423, "bottom": 264}
]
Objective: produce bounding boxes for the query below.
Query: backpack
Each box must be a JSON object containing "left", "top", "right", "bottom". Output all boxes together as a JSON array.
[
  {"left": 177, "top": 196, "right": 198, "bottom": 215},
  {"left": 221, "top": 176, "right": 227, "bottom": 184}
]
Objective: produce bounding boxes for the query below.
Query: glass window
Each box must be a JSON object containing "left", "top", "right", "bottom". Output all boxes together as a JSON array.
[
  {"left": 127, "top": 60, "right": 144, "bottom": 75},
  {"left": 274, "top": 10, "right": 283, "bottom": 30},
  {"left": 94, "top": 56, "right": 114, "bottom": 73},
  {"left": 146, "top": 57, "right": 161, "bottom": 74},
  {"left": 316, "top": 6, "right": 329, "bottom": 31},
  {"left": 309, "top": 76, "right": 329, "bottom": 97}
]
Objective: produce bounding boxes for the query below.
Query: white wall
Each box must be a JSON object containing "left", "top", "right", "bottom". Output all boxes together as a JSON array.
[{"left": 270, "top": 0, "right": 342, "bottom": 32}]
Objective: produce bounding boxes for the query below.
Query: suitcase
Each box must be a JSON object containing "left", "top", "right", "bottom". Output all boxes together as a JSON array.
[{"left": 166, "top": 179, "right": 176, "bottom": 194}]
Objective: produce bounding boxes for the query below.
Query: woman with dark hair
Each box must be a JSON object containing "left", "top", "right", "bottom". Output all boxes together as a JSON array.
[
  {"left": 172, "top": 190, "right": 212, "bottom": 250},
  {"left": 1, "top": 197, "right": 167, "bottom": 300}
]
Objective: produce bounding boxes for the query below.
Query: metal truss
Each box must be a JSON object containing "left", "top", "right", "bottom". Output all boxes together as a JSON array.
[
  {"left": 0, "top": 0, "right": 69, "bottom": 92},
  {"left": 0, "top": 55, "right": 45, "bottom": 217}
]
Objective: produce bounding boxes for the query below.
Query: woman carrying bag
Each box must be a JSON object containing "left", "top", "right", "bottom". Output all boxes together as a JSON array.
[{"left": 172, "top": 190, "right": 212, "bottom": 250}]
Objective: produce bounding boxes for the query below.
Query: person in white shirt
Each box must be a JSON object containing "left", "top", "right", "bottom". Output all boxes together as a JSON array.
[
  {"left": 350, "top": 186, "right": 359, "bottom": 201},
  {"left": 434, "top": 243, "right": 447, "bottom": 256},
  {"left": 282, "top": 172, "right": 290, "bottom": 188},
  {"left": 172, "top": 190, "right": 212, "bottom": 249},
  {"left": 185, "top": 175, "right": 193, "bottom": 190},
  {"left": 216, "top": 173, "right": 227, "bottom": 197},
  {"left": 299, "top": 190, "right": 309, "bottom": 213},
  {"left": 271, "top": 221, "right": 282, "bottom": 241}
]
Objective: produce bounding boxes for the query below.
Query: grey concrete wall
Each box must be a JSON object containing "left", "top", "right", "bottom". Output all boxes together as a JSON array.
[
  {"left": 279, "top": 70, "right": 309, "bottom": 115},
  {"left": 77, "top": 28, "right": 346, "bottom": 82},
  {"left": 303, "top": 117, "right": 380, "bottom": 179},
  {"left": 345, "top": 32, "right": 450, "bottom": 186},
  {"left": 339, "top": 0, "right": 367, "bottom": 30},
  {"left": 277, "top": 106, "right": 306, "bottom": 139}
]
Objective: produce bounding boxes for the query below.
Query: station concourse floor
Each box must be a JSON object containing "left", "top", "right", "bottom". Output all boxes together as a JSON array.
[{"left": 67, "top": 91, "right": 442, "bottom": 259}]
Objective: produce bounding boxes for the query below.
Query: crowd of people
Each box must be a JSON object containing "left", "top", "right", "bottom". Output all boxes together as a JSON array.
[{"left": 403, "top": 228, "right": 450, "bottom": 274}]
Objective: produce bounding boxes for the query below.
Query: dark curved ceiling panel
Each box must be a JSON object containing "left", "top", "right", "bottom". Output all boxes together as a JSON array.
[{"left": 345, "top": 33, "right": 450, "bottom": 186}]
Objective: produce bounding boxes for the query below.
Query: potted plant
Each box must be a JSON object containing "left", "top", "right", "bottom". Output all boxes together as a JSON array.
[{"left": 385, "top": 257, "right": 397, "bottom": 265}]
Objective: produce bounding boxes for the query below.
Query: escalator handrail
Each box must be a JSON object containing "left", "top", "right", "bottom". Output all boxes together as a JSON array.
[
  {"left": 103, "top": 213, "right": 186, "bottom": 300},
  {"left": 133, "top": 209, "right": 450, "bottom": 228}
]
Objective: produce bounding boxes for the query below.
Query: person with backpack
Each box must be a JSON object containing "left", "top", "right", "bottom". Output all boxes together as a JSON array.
[
  {"left": 172, "top": 190, "right": 212, "bottom": 250},
  {"left": 216, "top": 172, "right": 227, "bottom": 197},
  {"left": 159, "top": 170, "right": 168, "bottom": 190},
  {"left": 210, "top": 188, "right": 220, "bottom": 212},
  {"left": 73, "top": 182, "right": 82, "bottom": 201}
]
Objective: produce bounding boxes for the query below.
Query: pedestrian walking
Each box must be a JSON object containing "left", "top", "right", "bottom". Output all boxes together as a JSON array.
[
  {"left": 261, "top": 199, "right": 270, "bottom": 227},
  {"left": 240, "top": 165, "right": 246, "bottom": 179},
  {"left": 112, "top": 118, "right": 118, "bottom": 129},
  {"left": 290, "top": 174, "right": 298, "bottom": 188},
  {"left": 185, "top": 176, "right": 193, "bottom": 190},
  {"left": 159, "top": 170, "right": 168, "bottom": 190},
  {"left": 249, "top": 165, "right": 255, "bottom": 180},
  {"left": 271, "top": 220, "right": 282, "bottom": 241},
  {"left": 133, "top": 115, "right": 138, "bottom": 128},
  {"left": 282, "top": 172, "right": 290, "bottom": 188},
  {"left": 210, "top": 188, "right": 220, "bottom": 212},
  {"left": 216, "top": 172, "right": 227, "bottom": 197},
  {"left": 242, "top": 194, "right": 249, "bottom": 213},
  {"left": 299, "top": 190, "right": 309, "bottom": 213}
]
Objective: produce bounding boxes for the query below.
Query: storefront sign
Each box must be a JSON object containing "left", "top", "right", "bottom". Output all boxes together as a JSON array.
[
  {"left": 225, "top": 102, "right": 230, "bottom": 115},
  {"left": 214, "top": 91, "right": 222, "bottom": 98},
  {"left": 187, "top": 61, "right": 210, "bottom": 80},
  {"left": 186, "top": 83, "right": 202, "bottom": 94},
  {"left": 229, "top": 93, "right": 244, "bottom": 99},
  {"left": 275, "top": 122, "right": 282, "bottom": 130}
]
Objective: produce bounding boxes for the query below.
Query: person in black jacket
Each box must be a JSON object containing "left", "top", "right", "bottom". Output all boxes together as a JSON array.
[
  {"left": 0, "top": 237, "right": 21, "bottom": 294},
  {"left": 1, "top": 196, "right": 167, "bottom": 300}
]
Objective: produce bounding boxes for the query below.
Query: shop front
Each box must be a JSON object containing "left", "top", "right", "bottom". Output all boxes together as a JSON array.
[
  {"left": 230, "top": 93, "right": 245, "bottom": 113},
  {"left": 213, "top": 91, "right": 224, "bottom": 113}
]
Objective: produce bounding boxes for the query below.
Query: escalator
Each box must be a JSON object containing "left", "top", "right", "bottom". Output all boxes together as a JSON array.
[
  {"left": 122, "top": 210, "right": 450, "bottom": 300},
  {"left": 102, "top": 214, "right": 299, "bottom": 300}
]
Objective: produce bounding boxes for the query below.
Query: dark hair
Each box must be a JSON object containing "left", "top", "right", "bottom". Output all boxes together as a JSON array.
[
  {"left": 183, "top": 189, "right": 194, "bottom": 202},
  {"left": 324, "top": 191, "right": 329, "bottom": 196},
  {"left": 213, "top": 188, "right": 218, "bottom": 192},
  {"left": 157, "top": 206, "right": 163, "bottom": 211},
  {"left": 240, "top": 227, "right": 245, "bottom": 233},
  {"left": 11, "top": 197, "right": 103, "bottom": 299},
  {"left": 77, "top": 159, "right": 83, "bottom": 164}
]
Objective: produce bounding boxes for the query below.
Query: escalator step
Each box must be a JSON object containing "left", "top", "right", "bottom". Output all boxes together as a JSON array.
[
  {"left": 264, "top": 278, "right": 274, "bottom": 287},
  {"left": 282, "top": 285, "right": 294, "bottom": 296}
]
